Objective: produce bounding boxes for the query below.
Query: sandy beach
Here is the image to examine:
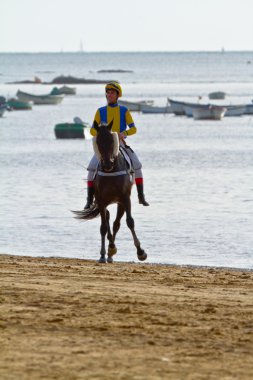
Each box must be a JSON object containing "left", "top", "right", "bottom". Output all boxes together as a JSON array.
[{"left": 0, "top": 254, "right": 252, "bottom": 379}]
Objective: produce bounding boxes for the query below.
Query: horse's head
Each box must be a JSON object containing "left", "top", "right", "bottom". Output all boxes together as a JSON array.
[{"left": 93, "top": 120, "right": 119, "bottom": 172}]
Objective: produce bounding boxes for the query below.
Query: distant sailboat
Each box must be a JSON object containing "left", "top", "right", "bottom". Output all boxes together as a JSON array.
[
  {"left": 221, "top": 46, "right": 225, "bottom": 53},
  {"left": 79, "top": 40, "right": 84, "bottom": 53}
]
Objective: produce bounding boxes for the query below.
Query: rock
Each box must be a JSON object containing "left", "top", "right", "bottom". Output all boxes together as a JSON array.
[
  {"left": 48, "top": 75, "right": 116, "bottom": 84},
  {"left": 97, "top": 69, "right": 133, "bottom": 73},
  {"left": 6, "top": 75, "right": 117, "bottom": 85}
]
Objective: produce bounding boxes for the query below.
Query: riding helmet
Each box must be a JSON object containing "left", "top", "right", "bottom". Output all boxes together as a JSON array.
[{"left": 105, "top": 82, "right": 122, "bottom": 97}]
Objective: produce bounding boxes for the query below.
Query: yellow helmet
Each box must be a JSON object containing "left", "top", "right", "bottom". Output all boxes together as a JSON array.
[{"left": 105, "top": 82, "right": 122, "bottom": 97}]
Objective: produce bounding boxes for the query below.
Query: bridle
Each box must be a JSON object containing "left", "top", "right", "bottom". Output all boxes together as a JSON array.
[{"left": 93, "top": 126, "right": 120, "bottom": 173}]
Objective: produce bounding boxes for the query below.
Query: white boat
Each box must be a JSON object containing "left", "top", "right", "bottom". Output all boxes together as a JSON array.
[
  {"left": 224, "top": 105, "right": 246, "bottom": 117},
  {"left": 167, "top": 98, "right": 186, "bottom": 115},
  {"left": 192, "top": 105, "right": 227, "bottom": 120},
  {"left": 185, "top": 102, "right": 246, "bottom": 118},
  {"left": 141, "top": 104, "right": 172, "bottom": 114},
  {"left": 16, "top": 90, "right": 64, "bottom": 105},
  {"left": 118, "top": 99, "right": 154, "bottom": 111}
]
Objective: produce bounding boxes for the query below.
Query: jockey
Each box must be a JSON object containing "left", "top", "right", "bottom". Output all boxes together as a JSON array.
[{"left": 84, "top": 81, "right": 149, "bottom": 209}]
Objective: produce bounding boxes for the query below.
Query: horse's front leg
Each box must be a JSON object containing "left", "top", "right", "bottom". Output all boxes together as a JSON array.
[
  {"left": 125, "top": 200, "right": 147, "bottom": 261},
  {"left": 105, "top": 210, "right": 115, "bottom": 263},
  {"left": 106, "top": 204, "right": 125, "bottom": 263},
  {"left": 99, "top": 207, "right": 107, "bottom": 263}
]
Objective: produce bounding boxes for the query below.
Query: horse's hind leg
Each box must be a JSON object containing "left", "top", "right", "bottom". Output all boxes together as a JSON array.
[
  {"left": 98, "top": 207, "right": 107, "bottom": 263},
  {"left": 125, "top": 201, "right": 147, "bottom": 261}
]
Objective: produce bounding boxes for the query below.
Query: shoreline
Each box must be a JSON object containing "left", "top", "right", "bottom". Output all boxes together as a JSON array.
[
  {"left": 1, "top": 252, "right": 252, "bottom": 272},
  {"left": 1, "top": 254, "right": 253, "bottom": 379}
]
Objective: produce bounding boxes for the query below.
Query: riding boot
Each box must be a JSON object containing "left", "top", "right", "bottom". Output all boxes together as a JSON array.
[
  {"left": 84, "top": 187, "right": 95, "bottom": 209},
  {"left": 136, "top": 184, "right": 149, "bottom": 206}
]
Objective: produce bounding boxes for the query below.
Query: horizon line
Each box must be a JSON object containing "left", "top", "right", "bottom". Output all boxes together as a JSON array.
[{"left": 1, "top": 49, "right": 253, "bottom": 54}]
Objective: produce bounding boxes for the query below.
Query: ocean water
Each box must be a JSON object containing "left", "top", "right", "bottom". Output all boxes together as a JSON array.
[{"left": 0, "top": 52, "right": 253, "bottom": 268}]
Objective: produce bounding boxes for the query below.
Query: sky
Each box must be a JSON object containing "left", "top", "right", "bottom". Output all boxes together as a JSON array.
[{"left": 1, "top": 0, "right": 253, "bottom": 52}]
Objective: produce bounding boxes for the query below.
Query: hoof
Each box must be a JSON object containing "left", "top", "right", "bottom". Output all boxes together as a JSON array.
[
  {"left": 98, "top": 257, "right": 106, "bottom": 263},
  {"left": 107, "top": 256, "right": 114, "bottom": 263},
  {"left": 137, "top": 250, "right": 147, "bottom": 261},
  {"left": 108, "top": 245, "right": 117, "bottom": 257}
]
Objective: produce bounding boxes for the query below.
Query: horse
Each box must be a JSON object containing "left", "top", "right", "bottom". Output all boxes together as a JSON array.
[{"left": 73, "top": 120, "right": 147, "bottom": 264}]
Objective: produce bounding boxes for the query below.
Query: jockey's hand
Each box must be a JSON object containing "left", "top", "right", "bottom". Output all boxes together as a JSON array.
[{"left": 118, "top": 132, "right": 125, "bottom": 141}]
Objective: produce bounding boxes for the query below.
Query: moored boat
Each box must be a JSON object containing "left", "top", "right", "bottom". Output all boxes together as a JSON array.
[
  {"left": 7, "top": 98, "right": 33, "bottom": 110},
  {"left": 17, "top": 90, "right": 64, "bottom": 105},
  {"left": 54, "top": 120, "right": 90, "bottom": 139},
  {"left": 208, "top": 91, "right": 226, "bottom": 100},
  {"left": 192, "top": 105, "right": 227, "bottom": 120},
  {"left": 184, "top": 102, "right": 246, "bottom": 118}
]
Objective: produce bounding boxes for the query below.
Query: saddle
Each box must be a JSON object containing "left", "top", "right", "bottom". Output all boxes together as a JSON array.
[{"left": 94, "top": 147, "right": 134, "bottom": 180}]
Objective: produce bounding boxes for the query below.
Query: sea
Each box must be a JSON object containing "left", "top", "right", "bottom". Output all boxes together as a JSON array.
[{"left": 0, "top": 52, "right": 253, "bottom": 269}]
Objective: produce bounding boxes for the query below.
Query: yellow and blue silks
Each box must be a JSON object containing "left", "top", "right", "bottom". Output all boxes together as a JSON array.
[{"left": 90, "top": 103, "right": 137, "bottom": 137}]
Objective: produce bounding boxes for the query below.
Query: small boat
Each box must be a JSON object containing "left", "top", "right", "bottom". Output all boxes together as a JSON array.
[
  {"left": 118, "top": 99, "right": 154, "bottom": 112},
  {"left": 141, "top": 104, "right": 172, "bottom": 114},
  {"left": 192, "top": 105, "right": 227, "bottom": 120},
  {"left": 167, "top": 98, "right": 186, "bottom": 115},
  {"left": 50, "top": 86, "right": 76, "bottom": 95},
  {"left": 184, "top": 102, "right": 246, "bottom": 118},
  {"left": 7, "top": 98, "right": 33, "bottom": 110},
  {"left": 17, "top": 90, "right": 64, "bottom": 105},
  {"left": 54, "top": 119, "right": 90, "bottom": 139},
  {"left": 208, "top": 91, "right": 226, "bottom": 100}
]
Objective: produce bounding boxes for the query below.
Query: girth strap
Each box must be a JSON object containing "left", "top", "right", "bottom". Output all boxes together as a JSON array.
[{"left": 97, "top": 170, "right": 128, "bottom": 176}]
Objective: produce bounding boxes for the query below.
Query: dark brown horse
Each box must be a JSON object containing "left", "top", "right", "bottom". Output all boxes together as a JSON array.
[{"left": 74, "top": 120, "right": 147, "bottom": 263}]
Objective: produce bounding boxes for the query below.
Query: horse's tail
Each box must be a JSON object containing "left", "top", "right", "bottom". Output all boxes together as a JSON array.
[{"left": 72, "top": 204, "right": 100, "bottom": 220}]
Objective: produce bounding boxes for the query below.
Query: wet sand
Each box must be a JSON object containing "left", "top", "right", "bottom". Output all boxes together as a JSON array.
[{"left": 0, "top": 254, "right": 252, "bottom": 379}]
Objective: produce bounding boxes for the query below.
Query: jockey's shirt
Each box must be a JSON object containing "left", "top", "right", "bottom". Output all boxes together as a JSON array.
[{"left": 90, "top": 103, "right": 137, "bottom": 137}]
